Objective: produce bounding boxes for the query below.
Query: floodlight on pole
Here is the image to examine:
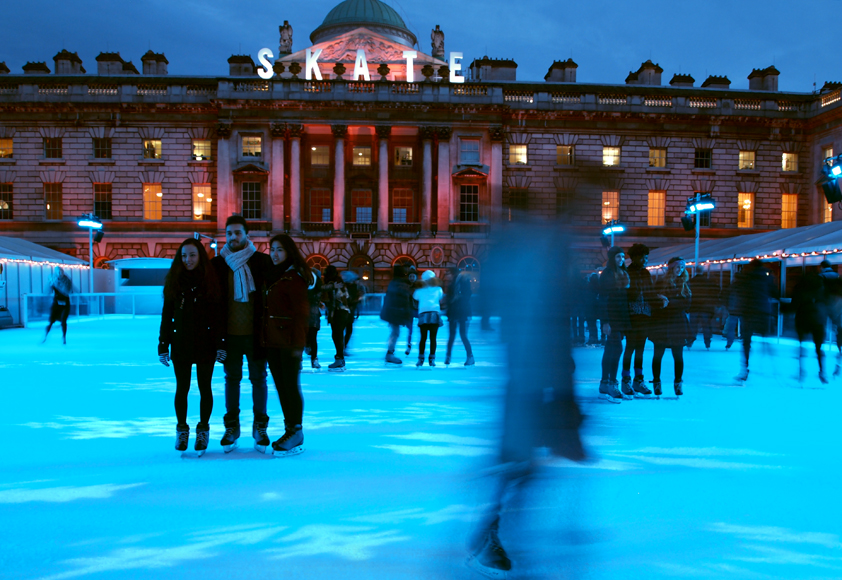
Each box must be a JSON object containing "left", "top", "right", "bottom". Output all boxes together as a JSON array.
[
  {"left": 193, "top": 232, "right": 219, "bottom": 256},
  {"left": 601, "top": 219, "right": 625, "bottom": 246},
  {"left": 684, "top": 194, "right": 716, "bottom": 276},
  {"left": 77, "top": 213, "right": 103, "bottom": 291}
]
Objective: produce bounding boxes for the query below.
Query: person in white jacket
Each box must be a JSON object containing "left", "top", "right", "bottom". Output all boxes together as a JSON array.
[{"left": 412, "top": 270, "right": 444, "bottom": 367}]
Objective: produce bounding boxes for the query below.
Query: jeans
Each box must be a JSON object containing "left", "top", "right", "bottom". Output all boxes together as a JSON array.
[
  {"left": 387, "top": 323, "right": 404, "bottom": 353},
  {"left": 306, "top": 327, "right": 318, "bottom": 359},
  {"left": 600, "top": 331, "right": 624, "bottom": 382},
  {"left": 223, "top": 334, "right": 268, "bottom": 422},
  {"left": 173, "top": 361, "right": 214, "bottom": 425},
  {"left": 446, "top": 318, "right": 473, "bottom": 359},
  {"left": 689, "top": 312, "right": 713, "bottom": 348},
  {"left": 725, "top": 315, "right": 740, "bottom": 347},
  {"left": 266, "top": 348, "right": 304, "bottom": 428},
  {"left": 622, "top": 319, "right": 648, "bottom": 375},
  {"left": 652, "top": 344, "right": 684, "bottom": 382},
  {"left": 330, "top": 310, "right": 352, "bottom": 359}
]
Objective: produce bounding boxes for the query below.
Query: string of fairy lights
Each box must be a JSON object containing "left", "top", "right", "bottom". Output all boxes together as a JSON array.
[
  {"left": 0, "top": 257, "right": 89, "bottom": 270},
  {"left": 649, "top": 248, "right": 842, "bottom": 271}
]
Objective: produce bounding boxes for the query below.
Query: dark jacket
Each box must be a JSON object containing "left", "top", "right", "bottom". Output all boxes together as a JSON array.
[
  {"left": 307, "top": 270, "right": 323, "bottom": 329},
  {"left": 734, "top": 263, "right": 778, "bottom": 331},
  {"left": 599, "top": 267, "right": 631, "bottom": 333},
  {"left": 158, "top": 272, "right": 223, "bottom": 363},
  {"left": 380, "top": 276, "right": 413, "bottom": 326},
  {"left": 688, "top": 274, "right": 720, "bottom": 314},
  {"left": 446, "top": 271, "right": 473, "bottom": 321},
  {"left": 626, "top": 263, "right": 654, "bottom": 319},
  {"left": 819, "top": 266, "right": 842, "bottom": 322},
  {"left": 210, "top": 251, "right": 272, "bottom": 352},
  {"left": 262, "top": 265, "right": 309, "bottom": 351},
  {"left": 649, "top": 270, "right": 691, "bottom": 347}
]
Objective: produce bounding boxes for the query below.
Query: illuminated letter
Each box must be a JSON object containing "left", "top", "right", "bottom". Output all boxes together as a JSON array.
[
  {"left": 402, "top": 50, "right": 417, "bottom": 83},
  {"left": 257, "top": 48, "right": 274, "bottom": 80},
  {"left": 306, "top": 48, "right": 323, "bottom": 81},
  {"left": 353, "top": 49, "right": 371, "bottom": 81},
  {"left": 449, "top": 52, "right": 464, "bottom": 83}
]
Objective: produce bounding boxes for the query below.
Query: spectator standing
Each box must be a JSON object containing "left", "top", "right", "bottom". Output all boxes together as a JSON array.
[
  {"left": 598, "top": 247, "right": 630, "bottom": 402},
  {"left": 621, "top": 244, "right": 654, "bottom": 398},
  {"left": 649, "top": 257, "right": 691, "bottom": 396}
]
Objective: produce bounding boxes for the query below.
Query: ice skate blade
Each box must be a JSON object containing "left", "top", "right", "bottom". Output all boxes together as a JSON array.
[
  {"left": 196, "top": 449, "right": 206, "bottom": 458},
  {"left": 254, "top": 443, "right": 268, "bottom": 454},
  {"left": 598, "top": 393, "right": 622, "bottom": 404},
  {"left": 385, "top": 362, "right": 402, "bottom": 368},
  {"left": 658, "top": 395, "right": 680, "bottom": 401},
  {"left": 273, "top": 445, "right": 304, "bottom": 458},
  {"left": 222, "top": 441, "right": 239, "bottom": 454},
  {"left": 621, "top": 393, "right": 634, "bottom": 400},
  {"left": 466, "top": 554, "right": 507, "bottom": 579},
  {"left": 633, "top": 393, "right": 655, "bottom": 399},
  {"left": 328, "top": 367, "right": 345, "bottom": 373}
]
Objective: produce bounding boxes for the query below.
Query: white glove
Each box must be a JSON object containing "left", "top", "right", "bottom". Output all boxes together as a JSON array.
[
  {"left": 216, "top": 350, "right": 227, "bottom": 362},
  {"left": 159, "top": 353, "right": 170, "bottom": 367}
]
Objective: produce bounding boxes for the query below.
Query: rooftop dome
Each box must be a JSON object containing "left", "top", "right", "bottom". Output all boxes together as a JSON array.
[{"left": 310, "top": 0, "right": 417, "bottom": 47}]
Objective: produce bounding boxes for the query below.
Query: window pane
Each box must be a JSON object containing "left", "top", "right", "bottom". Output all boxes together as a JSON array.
[
  {"left": 352, "top": 146, "right": 371, "bottom": 166},
  {"left": 44, "top": 138, "right": 62, "bottom": 159},
  {"left": 192, "top": 140, "right": 212, "bottom": 160},
  {"left": 309, "top": 188, "right": 331, "bottom": 222},
  {"left": 556, "top": 145, "right": 574, "bottom": 165},
  {"left": 648, "top": 190, "right": 665, "bottom": 226},
  {"left": 0, "top": 138, "right": 12, "bottom": 158},
  {"left": 242, "top": 182, "right": 262, "bottom": 219},
  {"left": 242, "top": 136, "right": 262, "bottom": 158},
  {"left": 739, "top": 150, "right": 755, "bottom": 170},
  {"left": 392, "top": 188, "right": 413, "bottom": 222},
  {"left": 781, "top": 194, "right": 798, "bottom": 229},
  {"left": 311, "top": 145, "right": 330, "bottom": 166},
  {"left": 603, "top": 147, "right": 620, "bottom": 166},
  {"left": 392, "top": 208, "right": 407, "bottom": 223},
  {"left": 93, "top": 183, "right": 112, "bottom": 220},
  {"left": 0, "top": 183, "right": 12, "bottom": 219},
  {"left": 394, "top": 147, "right": 413, "bottom": 166},
  {"left": 351, "top": 189, "right": 372, "bottom": 223},
  {"left": 648, "top": 148, "right": 666, "bottom": 168},
  {"left": 93, "top": 138, "right": 112, "bottom": 159},
  {"left": 459, "top": 184, "right": 479, "bottom": 222},
  {"left": 460, "top": 140, "right": 480, "bottom": 164},
  {"left": 193, "top": 184, "right": 212, "bottom": 220},
  {"left": 782, "top": 153, "right": 798, "bottom": 172},
  {"left": 143, "top": 139, "right": 162, "bottom": 159},
  {"left": 823, "top": 147, "right": 834, "bottom": 161},
  {"left": 44, "top": 183, "right": 62, "bottom": 220},
  {"left": 509, "top": 144, "right": 527, "bottom": 165},
  {"left": 143, "top": 183, "right": 163, "bottom": 220},
  {"left": 694, "top": 149, "right": 712, "bottom": 169},
  {"left": 825, "top": 203, "right": 833, "bottom": 224},
  {"left": 738, "top": 192, "right": 754, "bottom": 228},
  {"left": 602, "top": 191, "right": 619, "bottom": 223}
]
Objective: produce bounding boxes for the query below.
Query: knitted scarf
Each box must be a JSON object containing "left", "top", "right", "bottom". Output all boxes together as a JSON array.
[{"left": 220, "top": 240, "right": 257, "bottom": 302}]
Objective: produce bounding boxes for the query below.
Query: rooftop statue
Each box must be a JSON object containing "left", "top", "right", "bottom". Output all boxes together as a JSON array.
[
  {"left": 431, "top": 25, "right": 444, "bottom": 59},
  {"left": 279, "top": 20, "right": 293, "bottom": 55}
]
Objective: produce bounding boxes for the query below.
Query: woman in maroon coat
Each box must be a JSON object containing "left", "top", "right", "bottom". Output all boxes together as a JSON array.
[{"left": 262, "top": 234, "right": 310, "bottom": 457}]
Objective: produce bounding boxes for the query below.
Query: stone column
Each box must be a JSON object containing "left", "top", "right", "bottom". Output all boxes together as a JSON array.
[
  {"left": 490, "top": 127, "right": 504, "bottom": 225},
  {"left": 289, "top": 124, "right": 303, "bottom": 233},
  {"left": 376, "top": 125, "right": 390, "bottom": 235},
  {"left": 332, "top": 124, "right": 347, "bottom": 233},
  {"left": 421, "top": 127, "right": 434, "bottom": 234},
  {"left": 215, "top": 123, "right": 233, "bottom": 232},
  {"left": 270, "top": 123, "right": 286, "bottom": 231},
  {"left": 436, "top": 127, "right": 452, "bottom": 233}
]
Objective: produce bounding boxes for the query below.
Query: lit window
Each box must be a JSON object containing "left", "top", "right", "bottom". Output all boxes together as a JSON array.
[
  {"left": 460, "top": 139, "right": 480, "bottom": 164},
  {"left": 352, "top": 146, "right": 371, "bottom": 166},
  {"left": 394, "top": 147, "right": 413, "bottom": 166},
  {"left": 509, "top": 144, "right": 528, "bottom": 165},
  {"left": 459, "top": 184, "right": 479, "bottom": 222},
  {"left": 93, "top": 183, "right": 112, "bottom": 220},
  {"left": 44, "top": 183, "right": 62, "bottom": 220},
  {"left": 694, "top": 148, "right": 712, "bottom": 169},
  {"left": 648, "top": 191, "right": 665, "bottom": 226},
  {"left": 739, "top": 150, "right": 755, "bottom": 170},
  {"left": 143, "top": 139, "right": 162, "bottom": 159},
  {"left": 93, "top": 138, "right": 112, "bottom": 159},
  {"left": 649, "top": 148, "right": 667, "bottom": 168},
  {"left": 782, "top": 152, "right": 798, "bottom": 172},
  {"left": 351, "top": 189, "right": 372, "bottom": 223},
  {"left": 309, "top": 188, "right": 331, "bottom": 222},
  {"left": 823, "top": 147, "right": 834, "bottom": 162},
  {"left": 556, "top": 145, "right": 574, "bottom": 166},
  {"left": 603, "top": 147, "right": 620, "bottom": 166},
  {"left": 0, "top": 183, "right": 12, "bottom": 219},
  {"left": 0, "top": 138, "right": 12, "bottom": 158},
  {"left": 311, "top": 145, "right": 330, "bottom": 166},
  {"left": 392, "top": 188, "right": 413, "bottom": 223},
  {"left": 242, "top": 182, "right": 262, "bottom": 219},
  {"left": 192, "top": 140, "right": 212, "bottom": 161},
  {"left": 602, "top": 191, "right": 619, "bottom": 223},
  {"left": 781, "top": 194, "right": 798, "bottom": 229},
  {"left": 825, "top": 203, "right": 833, "bottom": 224},
  {"left": 738, "top": 192, "right": 754, "bottom": 228},
  {"left": 143, "top": 183, "right": 163, "bottom": 220},
  {"left": 242, "top": 136, "right": 262, "bottom": 158},
  {"left": 193, "top": 184, "right": 212, "bottom": 220},
  {"left": 44, "top": 138, "right": 62, "bottom": 159}
]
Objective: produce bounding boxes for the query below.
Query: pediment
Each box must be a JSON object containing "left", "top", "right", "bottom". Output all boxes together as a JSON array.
[
  {"left": 453, "top": 164, "right": 490, "bottom": 178},
  {"left": 233, "top": 162, "right": 269, "bottom": 175},
  {"left": 280, "top": 27, "right": 446, "bottom": 66}
]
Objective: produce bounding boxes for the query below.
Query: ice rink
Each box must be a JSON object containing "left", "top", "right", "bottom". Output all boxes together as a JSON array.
[{"left": 2, "top": 315, "right": 841, "bottom": 580}]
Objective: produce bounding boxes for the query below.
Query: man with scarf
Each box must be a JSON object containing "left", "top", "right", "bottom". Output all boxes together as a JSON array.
[{"left": 211, "top": 215, "right": 273, "bottom": 453}]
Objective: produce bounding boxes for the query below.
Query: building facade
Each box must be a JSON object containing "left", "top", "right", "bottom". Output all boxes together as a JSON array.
[{"left": 2, "top": 0, "right": 842, "bottom": 290}]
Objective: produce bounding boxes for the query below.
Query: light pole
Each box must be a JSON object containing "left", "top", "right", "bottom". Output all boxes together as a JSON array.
[
  {"left": 193, "top": 233, "right": 219, "bottom": 256},
  {"left": 602, "top": 220, "right": 625, "bottom": 247},
  {"left": 77, "top": 213, "right": 103, "bottom": 292},
  {"left": 684, "top": 194, "right": 716, "bottom": 276}
]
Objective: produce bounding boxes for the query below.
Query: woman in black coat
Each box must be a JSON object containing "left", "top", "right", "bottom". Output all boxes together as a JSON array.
[
  {"left": 159, "top": 238, "right": 225, "bottom": 455},
  {"left": 380, "top": 265, "right": 413, "bottom": 364},
  {"left": 43, "top": 266, "right": 72, "bottom": 344},
  {"left": 650, "top": 257, "right": 691, "bottom": 396},
  {"left": 598, "top": 246, "right": 631, "bottom": 401},
  {"left": 445, "top": 267, "right": 475, "bottom": 366}
]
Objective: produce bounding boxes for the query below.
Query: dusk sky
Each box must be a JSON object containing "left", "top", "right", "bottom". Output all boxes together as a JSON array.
[{"left": 2, "top": 0, "right": 839, "bottom": 93}]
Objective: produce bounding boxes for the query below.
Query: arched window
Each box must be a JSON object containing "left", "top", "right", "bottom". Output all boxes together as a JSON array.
[
  {"left": 456, "top": 256, "right": 481, "bottom": 292},
  {"left": 349, "top": 254, "right": 374, "bottom": 290},
  {"left": 306, "top": 254, "right": 329, "bottom": 273},
  {"left": 392, "top": 255, "right": 416, "bottom": 269}
]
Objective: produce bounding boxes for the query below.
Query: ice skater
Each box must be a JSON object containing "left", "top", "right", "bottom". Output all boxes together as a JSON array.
[
  {"left": 305, "top": 268, "right": 323, "bottom": 369},
  {"left": 413, "top": 270, "right": 444, "bottom": 367},
  {"left": 43, "top": 266, "right": 72, "bottom": 344},
  {"left": 405, "top": 266, "right": 418, "bottom": 354},
  {"left": 340, "top": 270, "right": 365, "bottom": 356},
  {"left": 598, "top": 246, "right": 630, "bottom": 402},
  {"left": 263, "top": 234, "right": 309, "bottom": 456},
  {"left": 649, "top": 257, "right": 691, "bottom": 396},
  {"left": 445, "top": 266, "right": 475, "bottom": 366},
  {"left": 210, "top": 215, "right": 273, "bottom": 453},
  {"left": 380, "top": 264, "right": 413, "bottom": 365},
  {"left": 732, "top": 259, "right": 778, "bottom": 382},
  {"left": 621, "top": 244, "right": 654, "bottom": 397},
  {"left": 792, "top": 271, "right": 829, "bottom": 384},
  {"left": 818, "top": 260, "right": 842, "bottom": 376},
  {"left": 158, "top": 238, "right": 225, "bottom": 456},
  {"left": 322, "top": 265, "right": 351, "bottom": 371}
]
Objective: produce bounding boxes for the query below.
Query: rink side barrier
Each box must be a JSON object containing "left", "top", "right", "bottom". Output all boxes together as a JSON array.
[{"left": 21, "top": 293, "right": 164, "bottom": 328}]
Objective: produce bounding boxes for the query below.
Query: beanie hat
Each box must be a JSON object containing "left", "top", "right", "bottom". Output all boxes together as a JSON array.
[
  {"left": 667, "top": 256, "right": 685, "bottom": 265},
  {"left": 421, "top": 270, "right": 436, "bottom": 281},
  {"left": 607, "top": 246, "right": 625, "bottom": 264}
]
